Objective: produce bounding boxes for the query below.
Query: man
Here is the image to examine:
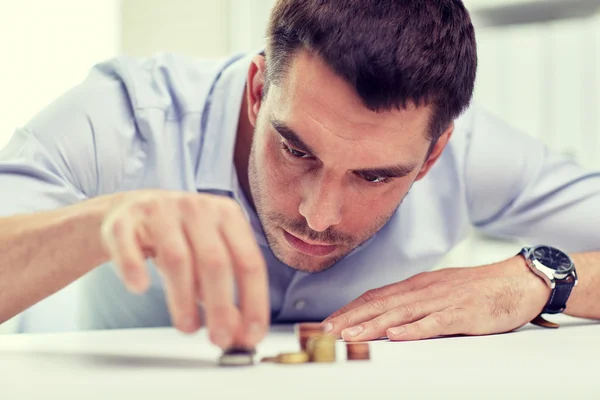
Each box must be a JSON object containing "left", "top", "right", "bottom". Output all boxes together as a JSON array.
[{"left": 0, "top": 0, "right": 598, "bottom": 350}]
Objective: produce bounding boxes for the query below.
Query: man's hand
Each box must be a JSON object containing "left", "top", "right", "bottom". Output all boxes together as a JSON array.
[
  {"left": 323, "top": 257, "right": 551, "bottom": 342},
  {"left": 100, "top": 190, "right": 269, "bottom": 349}
]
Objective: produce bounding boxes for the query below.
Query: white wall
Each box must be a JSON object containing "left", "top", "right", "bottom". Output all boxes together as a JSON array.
[
  {"left": 0, "top": 0, "right": 121, "bottom": 334},
  {"left": 229, "top": 0, "right": 275, "bottom": 53},
  {"left": 473, "top": 13, "right": 600, "bottom": 169},
  {"left": 121, "top": 0, "right": 230, "bottom": 57},
  {"left": 0, "top": 0, "right": 120, "bottom": 149}
]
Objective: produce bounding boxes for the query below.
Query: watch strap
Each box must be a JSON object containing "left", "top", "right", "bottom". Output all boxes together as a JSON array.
[{"left": 543, "top": 276, "right": 575, "bottom": 314}]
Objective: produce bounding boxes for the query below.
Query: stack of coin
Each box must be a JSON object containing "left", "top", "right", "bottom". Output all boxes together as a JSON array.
[
  {"left": 257, "top": 322, "right": 340, "bottom": 365},
  {"left": 219, "top": 347, "right": 256, "bottom": 366},
  {"left": 346, "top": 343, "right": 370, "bottom": 361},
  {"left": 295, "top": 322, "right": 327, "bottom": 352},
  {"left": 307, "top": 334, "right": 336, "bottom": 363}
]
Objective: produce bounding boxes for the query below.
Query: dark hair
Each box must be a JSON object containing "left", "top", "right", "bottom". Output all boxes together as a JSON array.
[{"left": 265, "top": 0, "right": 477, "bottom": 142}]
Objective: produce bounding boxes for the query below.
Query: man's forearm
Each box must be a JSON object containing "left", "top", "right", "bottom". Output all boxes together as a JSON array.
[
  {"left": 563, "top": 252, "right": 600, "bottom": 319},
  {"left": 0, "top": 194, "right": 123, "bottom": 324}
]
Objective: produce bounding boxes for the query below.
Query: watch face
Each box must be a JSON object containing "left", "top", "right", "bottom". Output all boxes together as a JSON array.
[{"left": 533, "top": 246, "right": 572, "bottom": 272}]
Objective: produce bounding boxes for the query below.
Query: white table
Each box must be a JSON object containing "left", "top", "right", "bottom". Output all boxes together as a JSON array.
[{"left": 1, "top": 315, "right": 598, "bottom": 400}]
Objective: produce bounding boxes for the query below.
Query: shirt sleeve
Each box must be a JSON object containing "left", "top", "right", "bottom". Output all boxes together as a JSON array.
[
  {"left": 0, "top": 66, "right": 140, "bottom": 218},
  {"left": 464, "top": 106, "right": 600, "bottom": 253}
]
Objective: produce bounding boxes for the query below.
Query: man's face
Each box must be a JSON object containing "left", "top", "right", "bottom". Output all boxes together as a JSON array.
[{"left": 246, "top": 51, "right": 445, "bottom": 273}]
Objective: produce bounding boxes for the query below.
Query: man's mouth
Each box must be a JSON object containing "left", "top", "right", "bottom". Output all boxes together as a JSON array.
[{"left": 282, "top": 229, "right": 337, "bottom": 257}]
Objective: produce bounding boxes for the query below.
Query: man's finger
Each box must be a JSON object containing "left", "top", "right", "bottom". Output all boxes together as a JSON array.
[
  {"left": 191, "top": 218, "right": 240, "bottom": 349},
  {"left": 102, "top": 214, "right": 149, "bottom": 294},
  {"left": 152, "top": 217, "right": 199, "bottom": 334},
  {"left": 340, "top": 299, "right": 446, "bottom": 341},
  {"left": 324, "top": 271, "right": 443, "bottom": 321},
  {"left": 386, "top": 309, "right": 466, "bottom": 341},
  {"left": 220, "top": 200, "right": 269, "bottom": 347},
  {"left": 325, "top": 283, "right": 452, "bottom": 335}
]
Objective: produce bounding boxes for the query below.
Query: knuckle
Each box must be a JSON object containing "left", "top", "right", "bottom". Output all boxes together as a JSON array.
[
  {"left": 140, "top": 196, "right": 162, "bottom": 216},
  {"left": 361, "top": 289, "right": 381, "bottom": 303},
  {"left": 423, "top": 283, "right": 444, "bottom": 298},
  {"left": 368, "top": 295, "right": 389, "bottom": 312},
  {"left": 397, "top": 304, "right": 416, "bottom": 321},
  {"left": 411, "top": 321, "right": 422, "bottom": 335},
  {"left": 162, "top": 248, "right": 187, "bottom": 270},
  {"left": 236, "top": 256, "right": 262, "bottom": 275},
  {"left": 432, "top": 312, "right": 452, "bottom": 328},
  {"left": 109, "top": 218, "right": 126, "bottom": 238},
  {"left": 431, "top": 279, "right": 453, "bottom": 291},
  {"left": 202, "top": 252, "right": 225, "bottom": 272},
  {"left": 449, "top": 310, "right": 464, "bottom": 327},
  {"left": 367, "top": 319, "right": 382, "bottom": 332},
  {"left": 407, "top": 272, "right": 423, "bottom": 282},
  {"left": 177, "top": 195, "right": 199, "bottom": 216},
  {"left": 336, "top": 313, "right": 353, "bottom": 327},
  {"left": 218, "top": 197, "right": 241, "bottom": 219},
  {"left": 407, "top": 272, "right": 427, "bottom": 284}
]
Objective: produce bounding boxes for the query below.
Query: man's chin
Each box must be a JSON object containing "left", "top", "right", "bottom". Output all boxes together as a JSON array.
[{"left": 271, "top": 245, "right": 345, "bottom": 274}]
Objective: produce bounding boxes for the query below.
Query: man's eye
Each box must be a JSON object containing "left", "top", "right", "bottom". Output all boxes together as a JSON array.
[
  {"left": 357, "top": 172, "right": 391, "bottom": 184},
  {"left": 282, "top": 143, "right": 309, "bottom": 158}
]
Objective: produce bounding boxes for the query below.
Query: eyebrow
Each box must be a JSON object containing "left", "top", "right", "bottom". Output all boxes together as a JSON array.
[
  {"left": 272, "top": 119, "right": 317, "bottom": 155},
  {"left": 271, "top": 118, "right": 418, "bottom": 178}
]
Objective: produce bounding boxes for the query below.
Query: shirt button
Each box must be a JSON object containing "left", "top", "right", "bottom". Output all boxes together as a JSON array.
[{"left": 294, "top": 300, "right": 306, "bottom": 311}]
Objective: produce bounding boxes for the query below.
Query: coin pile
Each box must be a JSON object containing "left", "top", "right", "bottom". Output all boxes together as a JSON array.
[
  {"left": 296, "top": 322, "right": 327, "bottom": 352},
  {"left": 307, "top": 334, "right": 336, "bottom": 362},
  {"left": 218, "top": 323, "right": 371, "bottom": 366},
  {"left": 346, "top": 342, "right": 370, "bottom": 360},
  {"left": 260, "top": 322, "right": 371, "bottom": 365}
]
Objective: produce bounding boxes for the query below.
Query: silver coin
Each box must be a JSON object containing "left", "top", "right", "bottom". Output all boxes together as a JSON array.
[{"left": 218, "top": 347, "right": 255, "bottom": 366}]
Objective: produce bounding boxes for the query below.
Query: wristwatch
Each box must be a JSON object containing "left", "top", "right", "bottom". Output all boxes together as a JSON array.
[{"left": 519, "top": 245, "right": 578, "bottom": 318}]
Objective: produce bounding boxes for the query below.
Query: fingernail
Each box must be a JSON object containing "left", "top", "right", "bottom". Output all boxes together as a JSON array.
[
  {"left": 323, "top": 322, "right": 333, "bottom": 333},
  {"left": 342, "top": 325, "right": 363, "bottom": 338},
  {"left": 388, "top": 327, "right": 405, "bottom": 337}
]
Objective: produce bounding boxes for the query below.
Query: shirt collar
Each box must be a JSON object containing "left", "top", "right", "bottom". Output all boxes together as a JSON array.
[{"left": 194, "top": 51, "right": 256, "bottom": 194}]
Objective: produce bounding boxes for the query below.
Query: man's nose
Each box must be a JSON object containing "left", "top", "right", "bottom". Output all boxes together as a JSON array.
[{"left": 298, "top": 173, "right": 343, "bottom": 232}]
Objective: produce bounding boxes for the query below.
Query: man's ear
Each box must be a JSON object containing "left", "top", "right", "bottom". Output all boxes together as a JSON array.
[
  {"left": 415, "top": 122, "right": 454, "bottom": 181},
  {"left": 246, "top": 55, "right": 266, "bottom": 127}
]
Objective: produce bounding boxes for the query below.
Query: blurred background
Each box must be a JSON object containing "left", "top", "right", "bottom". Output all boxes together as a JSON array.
[{"left": 0, "top": 0, "right": 599, "bottom": 334}]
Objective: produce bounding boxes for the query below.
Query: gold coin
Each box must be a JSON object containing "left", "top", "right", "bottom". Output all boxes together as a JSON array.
[
  {"left": 276, "top": 351, "right": 310, "bottom": 364},
  {"left": 307, "top": 335, "right": 336, "bottom": 362},
  {"left": 312, "top": 349, "right": 336, "bottom": 362},
  {"left": 306, "top": 335, "right": 336, "bottom": 353}
]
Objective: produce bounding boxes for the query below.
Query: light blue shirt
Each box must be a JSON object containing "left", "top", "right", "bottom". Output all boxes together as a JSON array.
[{"left": 1, "top": 51, "right": 599, "bottom": 329}]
